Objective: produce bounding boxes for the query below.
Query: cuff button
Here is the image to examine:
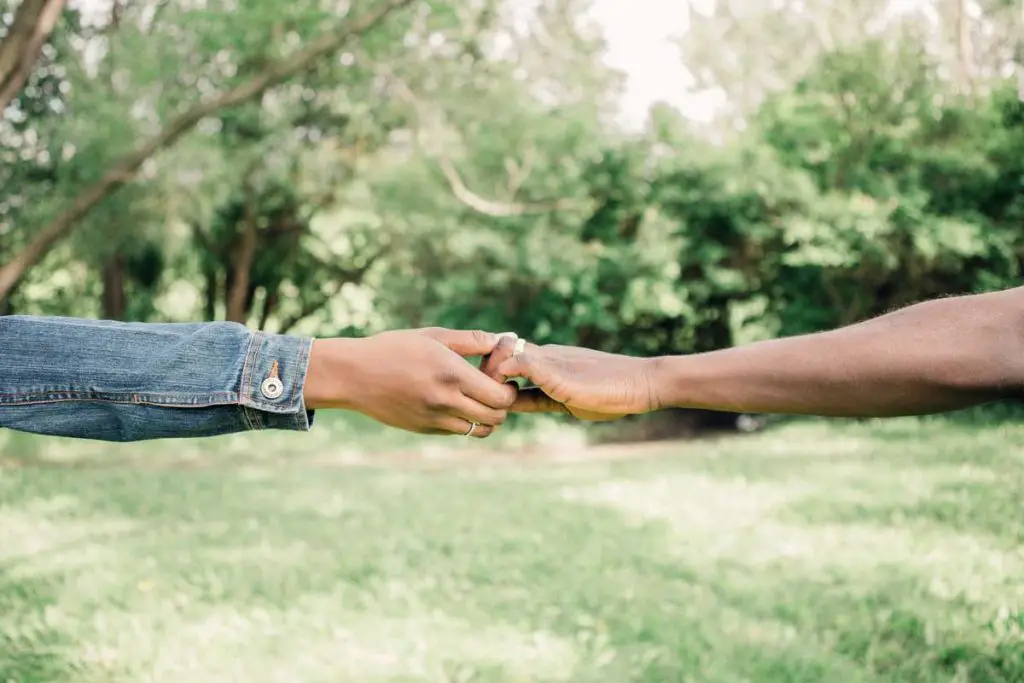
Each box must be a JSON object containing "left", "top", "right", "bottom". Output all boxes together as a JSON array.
[{"left": 260, "top": 376, "right": 284, "bottom": 400}]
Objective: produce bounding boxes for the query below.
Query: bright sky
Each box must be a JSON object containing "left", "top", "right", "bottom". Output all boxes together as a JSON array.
[
  {"left": 70, "top": 0, "right": 947, "bottom": 131},
  {"left": 71, "top": 0, "right": 713, "bottom": 129},
  {"left": 589, "top": 0, "right": 721, "bottom": 128},
  {"left": 590, "top": 0, "right": 937, "bottom": 129}
]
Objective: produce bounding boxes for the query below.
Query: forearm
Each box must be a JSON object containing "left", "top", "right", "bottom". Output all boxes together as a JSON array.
[
  {"left": 0, "top": 316, "right": 315, "bottom": 441},
  {"left": 656, "top": 289, "right": 1024, "bottom": 417}
]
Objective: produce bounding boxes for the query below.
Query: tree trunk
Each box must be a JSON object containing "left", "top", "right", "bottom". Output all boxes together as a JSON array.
[
  {"left": 258, "top": 286, "right": 278, "bottom": 330},
  {"left": 225, "top": 191, "right": 258, "bottom": 324},
  {"left": 0, "top": 287, "right": 13, "bottom": 316},
  {"left": 0, "top": 0, "right": 415, "bottom": 305},
  {"left": 101, "top": 253, "right": 127, "bottom": 320},
  {"left": 953, "top": 0, "right": 976, "bottom": 95},
  {"left": 203, "top": 265, "right": 218, "bottom": 321},
  {"left": 0, "top": 0, "right": 67, "bottom": 113}
]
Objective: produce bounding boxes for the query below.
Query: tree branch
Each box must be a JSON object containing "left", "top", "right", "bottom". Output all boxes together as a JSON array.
[
  {"left": 953, "top": 0, "right": 976, "bottom": 95},
  {"left": 0, "top": 0, "right": 416, "bottom": 302},
  {"left": 276, "top": 279, "right": 345, "bottom": 335},
  {"left": 378, "top": 60, "right": 580, "bottom": 218},
  {"left": 276, "top": 243, "right": 388, "bottom": 334},
  {"left": 437, "top": 155, "right": 575, "bottom": 217},
  {"left": 504, "top": 146, "right": 535, "bottom": 198},
  {"left": 0, "top": 0, "right": 67, "bottom": 113},
  {"left": 307, "top": 240, "right": 389, "bottom": 284}
]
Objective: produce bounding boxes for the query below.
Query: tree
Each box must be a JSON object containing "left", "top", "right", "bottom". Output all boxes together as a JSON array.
[
  {"left": 0, "top": 0, "right": 65, "bottom": 113},
  {"left": 0, "top": 0, "right": 416, "bottom": 304},
  {"left": 680, "top": 0, "right": 1024, "bottom": 126}
]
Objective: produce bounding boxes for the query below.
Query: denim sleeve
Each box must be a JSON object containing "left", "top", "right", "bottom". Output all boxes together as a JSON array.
[{"left": 0, "top": 316, "right": 315, "bottom": 442}]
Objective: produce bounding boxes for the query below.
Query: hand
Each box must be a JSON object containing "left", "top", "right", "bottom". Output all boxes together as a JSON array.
[
  {"left": 492, "top": 342, "right": 662, "bottom": 421},
  {"left": 303, "top": 328, "right": 516, "bottom": 437}
]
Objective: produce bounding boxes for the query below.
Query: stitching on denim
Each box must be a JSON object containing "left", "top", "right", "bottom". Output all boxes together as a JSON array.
[
  {"left": 0, "top": 397, "right": 238, "bottom": 409},
  {"left": 243, "top": 406, "right": 262, "bottom": 431},
  {"left": 0, "top": 391, "right": 238, "bottom": 405},
  {"left": 296, "top": 337, "right": 315, "bottom": 431},
  {"left": 239, "top": 330, "right": 261, "bottom": 430},
  {"left": 286, "top": 336, "right": 310, "bottom": 411},
  {"left": 0, "top": 390, "right": 238, "bottom": 400},
  {"left": 240, "top": 330, "right": 261, "bottom": 402}
]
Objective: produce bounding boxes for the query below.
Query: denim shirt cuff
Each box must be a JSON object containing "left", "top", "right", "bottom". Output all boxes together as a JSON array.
[{"left": 238, "top": 331, "right": 316, "bottom": 432}]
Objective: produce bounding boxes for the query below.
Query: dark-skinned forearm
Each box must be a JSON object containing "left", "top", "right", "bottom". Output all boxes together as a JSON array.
[{"left": 654, "top": 289, "right": 1024, "bottom": 417}]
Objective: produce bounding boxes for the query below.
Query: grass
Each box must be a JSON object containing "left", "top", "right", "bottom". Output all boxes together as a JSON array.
[{"left": 2, "top": 415, "right": 1024, "bottom": 682}]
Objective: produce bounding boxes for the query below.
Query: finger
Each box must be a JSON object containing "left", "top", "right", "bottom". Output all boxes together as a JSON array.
[
  {"left": 510, "top": 387, "right": 568, "bottom": 414},
  {"left": 449, "top": 394, "right": 508, "bottom": 427},
  {"left": 457, "top": 361, "right": 517, "bottom": 409},
  {"left": 496, "top": 349, "right": 542, "bottom": 383},
  {"left": 429, "top": 416, "right": 496, "bottom": 439},
  {"left": 429, "top": 328, "right": 500, "bottom": 357},
  {"left": 479, "top": 334, "right": 517, "bottom": 383}
]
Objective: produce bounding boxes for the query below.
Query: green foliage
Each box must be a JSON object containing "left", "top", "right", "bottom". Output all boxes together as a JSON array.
[{"left": 3, "top": 0, "right": 1024, "bottom": 358}]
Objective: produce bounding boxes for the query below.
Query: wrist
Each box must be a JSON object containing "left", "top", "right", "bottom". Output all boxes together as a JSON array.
[
  {"left": 649, "top": 354, "right": 704, "bottom": 411},
  {"left": 645, "top": 356, "right": 672, "bottom": 411},
  {"left": 302, "top": 337, "right": 365, "bottom": 410}
]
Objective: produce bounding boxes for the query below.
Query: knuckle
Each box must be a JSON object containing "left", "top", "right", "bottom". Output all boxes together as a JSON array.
[
  {"left": 435, "top": 367, "right": 460, "bottom": 386},
  {"left": 423, "top": 390, "right": 450, "bottom": 412},
  {"left": 494, "top": 335, "right": 517, "bottom": 353}
]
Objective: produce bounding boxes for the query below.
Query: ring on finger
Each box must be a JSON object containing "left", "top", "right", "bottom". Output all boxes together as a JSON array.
[{"left": 465, "top": 422, "right": 478, "bottom": 437}]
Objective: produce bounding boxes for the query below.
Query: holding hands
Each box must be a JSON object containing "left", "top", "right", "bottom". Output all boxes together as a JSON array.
[
  {"left": 303, "top": 328, "right": 659, "bottom": 439},
  {"left": 9, "top": 287, "right": 1011, "bottom": 444},
  {"left": 481, "top": 337, "right": 661, "bottom": 422}
]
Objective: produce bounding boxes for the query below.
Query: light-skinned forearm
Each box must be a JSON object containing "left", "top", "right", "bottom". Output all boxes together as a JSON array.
[{"left": 655, "top": 288, "right": 1024, "bottom": 417}]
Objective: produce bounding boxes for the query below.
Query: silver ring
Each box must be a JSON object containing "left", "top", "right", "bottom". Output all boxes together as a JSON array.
[{"left": 465, "top": 422, "right": 478, "bottom": 437}]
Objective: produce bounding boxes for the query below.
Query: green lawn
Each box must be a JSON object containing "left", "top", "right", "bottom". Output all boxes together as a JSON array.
[{"left": 2, "top": 417, "right": 1024, "bottom": 682}]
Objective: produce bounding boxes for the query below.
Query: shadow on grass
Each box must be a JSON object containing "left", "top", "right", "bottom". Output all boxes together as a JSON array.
[
  {"left": 0, "top": 527, "right": 151, "bottom": 683},
  {"left": 0, "top": 411, "right": 587, "bottom": 472}
]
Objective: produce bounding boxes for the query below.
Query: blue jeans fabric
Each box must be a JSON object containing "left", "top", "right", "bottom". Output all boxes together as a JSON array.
[{"left": 0, "top": 316, "right": 315, "bottom": 442}]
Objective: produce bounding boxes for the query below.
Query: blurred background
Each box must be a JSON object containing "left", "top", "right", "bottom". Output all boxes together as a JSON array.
[{"left": 3, "top": 1, "right": 1024, "bottom": 681}]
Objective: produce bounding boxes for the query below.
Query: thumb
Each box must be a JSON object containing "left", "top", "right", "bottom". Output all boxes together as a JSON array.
[
  {"left": 479, "top": 335, "right": 517, "bottom": 382},
  {"left": 496, "top": 351, "right": 540, "bottom": 383},
  {"left": 430, "top": 328, "right": 500, "bottom": 357}
]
